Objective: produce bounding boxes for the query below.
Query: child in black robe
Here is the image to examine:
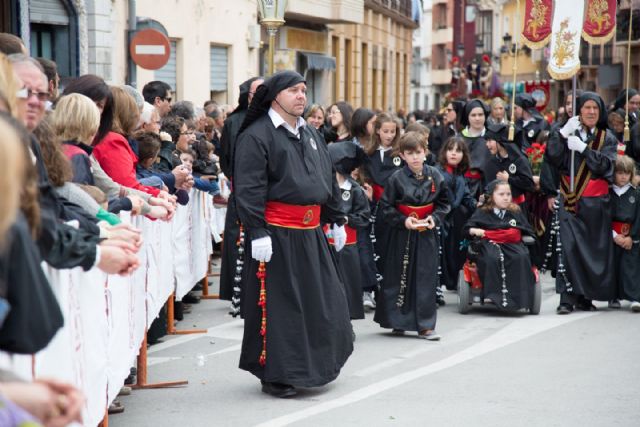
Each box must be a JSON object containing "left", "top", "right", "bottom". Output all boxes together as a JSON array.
[
  {"left": 460, "top": 99, "right": 492, "bottom": 200},
  {"left": 436, "top": 137, "right": 476, "bottom": 292},
  {"left": 326, "top": 142, "right": 371, "bottom": 320},
  {"left": 609, "top": 155, "right": 640, "bottom": 312},
  {"left": 374, "top": 131, "right": 450, "bottom": 340},
  {"left": 362, "top": 113, "right": 403, "bottom": 276},
  {"left": 464, "top": 180, "right": 537, "bottom": 311}
]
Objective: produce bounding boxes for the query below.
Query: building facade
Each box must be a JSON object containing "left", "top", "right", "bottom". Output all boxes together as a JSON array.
[{"left": 410, "top": 0, "right": 435, "bottom": 112}]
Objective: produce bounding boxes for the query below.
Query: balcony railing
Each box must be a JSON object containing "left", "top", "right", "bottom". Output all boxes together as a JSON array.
[{"left": 365, "top": 0, "right": 418, "bottom": 28}]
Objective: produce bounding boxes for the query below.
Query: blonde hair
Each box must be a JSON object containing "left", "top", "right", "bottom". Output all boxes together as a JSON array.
[
  {"left": 111, "top": 85, "right": 140, "bottom": 136},
  {"left": 0, "top": 53, "right": 19, "bottom": 117},
  {"left": 0, "top": 117, "right": 25, "bottom": 246},
  {"left": 615, "top": 154, "right": 636, "bottom": 176},
  {"left": 51, "top": 93, "right": 100, "bottom": 144}
]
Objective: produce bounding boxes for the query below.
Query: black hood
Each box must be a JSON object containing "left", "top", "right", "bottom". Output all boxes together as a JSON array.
[
  {"left": 328, "top": 140, "right": 366, "bottom": 175},
  {"left": 461, "top": 99, "right": 489, "bottom": 128},
  {"left": 577, "top": 91, "right": 608, "bottom": 130}
]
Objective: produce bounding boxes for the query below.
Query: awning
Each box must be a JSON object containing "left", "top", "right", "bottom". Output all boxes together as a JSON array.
[{"left": 299, "top": 52, "right": 336, "bottom": 71}]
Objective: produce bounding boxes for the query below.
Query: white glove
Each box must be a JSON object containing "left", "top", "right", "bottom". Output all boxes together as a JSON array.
[
  {"left": 567, "top": 135, "right": 587, "bottom": 153},
  {"left": 251, "top": 236, "right": 272, "bottom": 262},
  {"left": 560, "top": 115, "right": 581, "bottom": 138},
  {"left": 332, "top": 224, "right": 347, "bottom": 252}
]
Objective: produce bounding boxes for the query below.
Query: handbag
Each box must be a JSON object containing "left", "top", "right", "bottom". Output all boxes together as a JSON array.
[{"left": 0, "top": 214, "right": 63, "bottom": 354}]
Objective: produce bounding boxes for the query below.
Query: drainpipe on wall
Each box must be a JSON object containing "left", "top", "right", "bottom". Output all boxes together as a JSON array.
[
  {"left": 18, "top": 0, "right": 30, "bottom": 51},
  {"left": 127, "top": 0, "right": 137, "bottom": 86}
]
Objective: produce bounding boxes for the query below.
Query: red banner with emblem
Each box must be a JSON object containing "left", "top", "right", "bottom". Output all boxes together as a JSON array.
[
  {"left": 525, "top": 80, "right": 551, "bottom": 112},
  {"left": 582, "top": 0, "right": 617, "bottom": 44},
  {"left": 522, "top": 0, "right": 553, "bottom": 49}
]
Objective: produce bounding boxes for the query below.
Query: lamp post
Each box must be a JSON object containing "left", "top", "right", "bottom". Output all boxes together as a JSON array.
[{"left": 257, "top": 0, "right": 287, "bottom": 76}]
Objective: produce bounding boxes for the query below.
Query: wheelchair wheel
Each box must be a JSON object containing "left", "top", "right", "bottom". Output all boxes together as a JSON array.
[
  {"left": 457, "top": 270, "right": 471, "bottom": 314},
  {"left": 530, "top": 279, "right": 541, "bottom": 315}
]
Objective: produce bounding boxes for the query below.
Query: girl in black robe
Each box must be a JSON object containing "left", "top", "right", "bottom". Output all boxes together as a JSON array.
[
  {"left": 546, "top": 91, "right": 617, "bottom": 314},
  {"left": 326, "top": 142, "right": 371, "bottom": 320},
  {"left": 436, "top": 137, "right": 476, "bottom": 291},
  {"left": 460, "top": 99, "right": 491, "bottom": 200},
  {"left": 609, "top": 155, "right": 640, "bottom": 312},
  {"left": 374, "top": 132, "right": 450, "bottom": 340},
  {"left": 234, "top": 71, "right": 353, "bottom": 394},
  {"left": 464, "top": 180, "right": 536, "bottom": 311},
  {"left": 362, "top": 113, "right": 403, "bottom": 276}
]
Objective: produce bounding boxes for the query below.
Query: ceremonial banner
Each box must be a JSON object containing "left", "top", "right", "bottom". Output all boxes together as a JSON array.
[
  {"left": 583, "top": 0, "right": 617, "bottom": 44},
  {"left": 547, "top": 0, "right": 585, "bottom": 80},
  {"left": 525, "top": 79, "right": 551, "bottom": 111},
  {"left": 522, "top": 0, "right": 553, "bottom": 49}
]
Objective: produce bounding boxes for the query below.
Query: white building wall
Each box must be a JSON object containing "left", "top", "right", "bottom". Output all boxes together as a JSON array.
[{"left": 410, "top": 0, "right": 434, "bottom": 112}]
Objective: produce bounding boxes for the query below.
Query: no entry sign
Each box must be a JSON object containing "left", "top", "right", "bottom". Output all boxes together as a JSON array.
[{"left": 130, "top": 29, "right": 171, "bottom": 70}]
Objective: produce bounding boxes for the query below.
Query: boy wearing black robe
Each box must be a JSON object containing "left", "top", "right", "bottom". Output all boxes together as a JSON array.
[
  {"left": 546, "top": 92, "right": 617, "bottom": 314},
  {"left": 234, "top": 71, "right": 352, "bottom": 397}
]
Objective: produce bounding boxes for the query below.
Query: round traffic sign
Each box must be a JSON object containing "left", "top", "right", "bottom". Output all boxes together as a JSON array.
[{"left": 130, "top": 29, "right": 171, "bottom": 70}]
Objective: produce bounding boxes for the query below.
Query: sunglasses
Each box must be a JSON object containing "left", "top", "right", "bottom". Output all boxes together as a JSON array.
[{"left": 16, "top": 87, "right": 50, "bottom": 102}]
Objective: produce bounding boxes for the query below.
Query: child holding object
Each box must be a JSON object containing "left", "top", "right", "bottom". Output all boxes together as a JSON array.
[
  {"left": 374, "top": 131, "right": 450, "bottom": 340},
  {"left": 464, "top": 180, "right": 536, "bottom": 311}
]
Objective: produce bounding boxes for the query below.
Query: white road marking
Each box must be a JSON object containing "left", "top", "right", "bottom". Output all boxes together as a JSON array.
[
  {"left": 148, "top": 319, "right": 243, "bottom": 354},
  {"left": 256, "top": 312, "right": 599, "bottom": 427}
]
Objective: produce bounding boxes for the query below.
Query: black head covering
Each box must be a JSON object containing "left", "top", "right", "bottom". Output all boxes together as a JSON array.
[
  {"left": 576, "top": 91, "right": 608, "bottom": 130},
  {"left": 239, "top": 70, "right": 306, "bottom": 134},
  {"left": 461, "top": 99, "right": 489, "bottom": 128},
  {"left": 515, "top": 93, "right": 537, "bottom": 114},
  {"left": 451, "top": 100, "right": 466, "bottom": 118},
  {"left": 485, "top": 123, "right": 509, "bottom": 145},
  {"left": 231, "top": 76, "right": 262, "bottom": 115},
  {"left": 613, "top": 88, "right": 639, "bottom": 111},
  {"left": 328, "top": 141, "right": 366, "bottom": 175}
]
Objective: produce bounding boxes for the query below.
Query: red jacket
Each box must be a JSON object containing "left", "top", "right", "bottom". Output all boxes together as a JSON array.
[{"left": 92, "top": 131, "right": 161, "bottom": 197}]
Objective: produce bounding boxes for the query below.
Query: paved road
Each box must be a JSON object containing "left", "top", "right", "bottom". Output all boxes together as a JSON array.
[{"left": 111, "top": 263, "right": 640, "bottom": 427}]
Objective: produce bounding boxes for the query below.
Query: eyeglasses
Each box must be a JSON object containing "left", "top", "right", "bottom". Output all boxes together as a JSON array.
[
  {"left": 161, "top": 96, "right": 172, "bottom": 103},
  {"left": 16, "top": 87, "right": 50, "bottom": 102},
  {"left": 445, "top": 108, "right": 454, "bottom": 112},
  {"left": 180, "top": 131, "right": 195, "bottom": 136}
]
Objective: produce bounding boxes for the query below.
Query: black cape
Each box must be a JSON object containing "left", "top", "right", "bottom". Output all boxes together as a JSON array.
[
  {"left": 374, "top": 165, "right": 450, "bottom": 332},
  {"left": 234, "top": 114, "right": 352, "bottom": 387},
  {"left": 464, "top": 208, "right": 536, "bottom": 310},
  {"left": 461, "top": 129, "right": 491, "bottom": 200},
  {"left": 611, "top": 186, "right": 640, "bottom": 302}
]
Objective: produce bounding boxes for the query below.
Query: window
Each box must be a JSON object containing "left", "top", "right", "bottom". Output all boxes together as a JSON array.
[
  {"left": 475, "top": 10, "right": 493, "bottom": 54},
  {"left": 29, "top": 0, "right": 78, "bottom": 77},
  {"left": 210, "top": 45, "right": 229, "bottom": 102},
  {"left": 155, "top": 40, "right": 177, "bottom": 94},
  {"left": 411, "top": 47, "right": 420, "bottom": 85},
  {"left": 591, "top": 44, "right": 601, "bottom": 66},
  {"left": 603, "top": 40, "right": 613, "bottom": 65}
]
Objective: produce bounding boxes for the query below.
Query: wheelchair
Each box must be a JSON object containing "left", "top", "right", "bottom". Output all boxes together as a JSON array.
[{"left": 457, "top": 235, "right": 541, "bottom": 315}]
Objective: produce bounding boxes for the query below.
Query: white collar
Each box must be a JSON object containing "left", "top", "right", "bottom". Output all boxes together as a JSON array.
[
  {"left": 613, "top": 183, "right": 632, "bottom": 196},
  {"left": 377, "top": 145, "right": 393, "bottom": 151},
  {"left": 578, "top": 126, "right": 596, "bottom": 141},
  {"left": 339, "top": 179, "right": 352, "bottom": 191},
  {"left": 268, "top": 108, "right": 306, "bottom": 139},
  {"left": 493, "top": 207, "right": 506, "bottom": 217}
]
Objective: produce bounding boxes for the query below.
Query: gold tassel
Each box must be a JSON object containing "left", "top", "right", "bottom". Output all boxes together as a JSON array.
[
  {"left": 508, "top": 123, "right": 515, "bottom": 141},
  {"left": 624, "top": 125, "right": 630, "bottom": 143}
]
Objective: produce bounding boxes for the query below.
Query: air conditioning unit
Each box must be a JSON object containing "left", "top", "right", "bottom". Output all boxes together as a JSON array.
[{"left": 247, "top": 25, "right": 261, "bottom": 50}]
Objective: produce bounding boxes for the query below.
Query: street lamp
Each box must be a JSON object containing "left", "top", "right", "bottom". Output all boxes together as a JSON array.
[
  {"left": 457, "top": 43, "right": 465, "bottom": 60},
  {"left": 475, "top": 39, "right": 484, "bottom": 59},
  {"left": 257, "top": 0, "right": 287, "bottom": 76}
]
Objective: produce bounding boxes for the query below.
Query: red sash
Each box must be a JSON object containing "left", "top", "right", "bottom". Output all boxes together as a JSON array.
[
  {"left": 483, "top": 228, "right": 522, "bottom": 244},
  {"left": 372, "top": 184, "right": 385, "bottom": 202},
  {"left": 612, "top": 221, "right": 631, "bottom": 236},
  {"left": 396, "top": 204, "right": 434, "bottom": 219},
  {"left": 464, "top": 169, "right": 482, "bottom": 180},
  {"left": 323, "top": 224, "right": 357, "bottom": 245},
  {"left": 580, "top": 178, "right": 609, "bottom": 197},
  {"left": 512, "top": 194, "right": 526, "bottom": 204},
  {"left": 265, "top": 201, "right": 321, "bottom": 229}
]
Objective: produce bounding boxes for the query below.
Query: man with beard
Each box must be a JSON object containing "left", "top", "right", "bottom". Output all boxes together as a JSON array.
[{"left": 234, "top": 71, "right": 352, "bottom": 397}]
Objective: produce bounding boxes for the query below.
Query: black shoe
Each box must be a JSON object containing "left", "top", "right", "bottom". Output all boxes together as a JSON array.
[
  {"left": 261, "top": 381, "right": 296, "bottom": 398},
  {"left": 436, "top": 295, "right": 446, "bottom": 307},
  {"left": 556, "top": 303, "right": 573, "bottom": 315},
  {"left": 182, "top": 292, "right": 201, "bottom": 304},
  {"left": 575, "top": 299, "right": 597, "bottom": 311}
]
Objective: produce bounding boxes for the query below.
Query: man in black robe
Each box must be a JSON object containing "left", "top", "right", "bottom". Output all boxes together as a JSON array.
[
  {"left": 546, "top": 92, "right": 617, "bottom": 314},
  {"left": 234, "top": 71, "right": 353, "bottom": 398},
  {"left": 218, "top": 76, "right": 263, "bottom": 314},
  {"left": 514, "top": 93, "right": 548, "bottom": 152}
]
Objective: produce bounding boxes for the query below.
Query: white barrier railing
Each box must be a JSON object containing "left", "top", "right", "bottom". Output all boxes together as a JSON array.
[{"left": 0, "top": 189, "right": 219, "bottom": 426}]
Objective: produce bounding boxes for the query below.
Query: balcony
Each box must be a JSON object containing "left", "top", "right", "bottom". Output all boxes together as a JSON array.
[
  {"left": 365, "top": 0, "right": 418, "bottom": 28},
  {"left": 431, "top": 69, "right": 452, "bottom": 85},
  {"left": 432, "top": 27, "right": 453, "bottom": 45},
  {"left": 286, "top": 0, "right": 364, "bottom": 24}
]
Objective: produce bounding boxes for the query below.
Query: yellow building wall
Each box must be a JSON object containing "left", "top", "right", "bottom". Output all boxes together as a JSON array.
[{"left": 499, "top": 0, "right": 540, "bottom": 79}]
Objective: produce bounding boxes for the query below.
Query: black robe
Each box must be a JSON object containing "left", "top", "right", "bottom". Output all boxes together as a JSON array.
[
  {"left": 219, "top": 110, "right": 247, "bottom": 303},
  {"left": 515, "top": 116, "right": 547, "bottom": 152},
  {"left": 610, "top": 186, "right": 640, "bottom": 302},
  {"left": 464, "top": 209, "right": 536, "bottom": 310},
  {"left": 327, "top": 178, "right": 371, "bottom": 319},
  {"left": 363, "top": 149, "right": 404, "bottom": 275},
  {"left": 482, "top": 145, "right": 535, "bottom": 204},
  {"left": 437, "top": 165, "right": 476, "bottom": 290},
  {"left": 234, "top": 115, "right": 352, "bottom": 387},
  {"left": 546, "top": 128, "right": 617, "bottom": 301},
  {"left": 374, "top": 165, "right": 450, "bottom": 332},
  {"left": 461, "top": 130, "right": 491, "bottom": 200}
]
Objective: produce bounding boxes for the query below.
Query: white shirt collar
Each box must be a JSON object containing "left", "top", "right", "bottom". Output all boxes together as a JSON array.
[
  {"left": 339, "top": 179, "right": 352, "bottom": 191},
  {"left": 378, "top": 145, "right": 392, "bottom": 161},
  {"left": 493, "top": 207, "right": 506, "bottom": 217},
  {"left": 268, "top": 107, "right": 306, "bottom": 139},
  {"left": 613, "top": 183, "right": 632, "bottom": 196},
  {"left": 578, "top": 126, "right": 596, "bottom": 141}
]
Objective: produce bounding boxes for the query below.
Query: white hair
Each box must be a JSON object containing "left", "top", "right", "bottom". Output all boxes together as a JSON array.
[{"left": 140, "top": 102, "right": 157, "bottom": 124}]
